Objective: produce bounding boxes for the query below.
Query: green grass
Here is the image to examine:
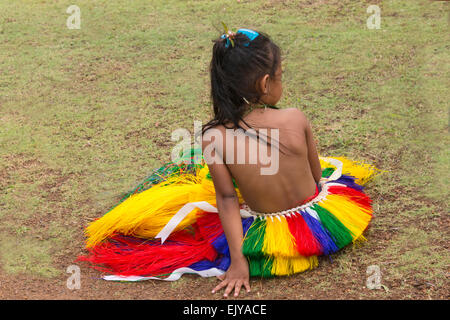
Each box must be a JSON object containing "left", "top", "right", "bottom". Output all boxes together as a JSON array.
[
  {"left": 0, "top": 235, "right": 59, "bottom": 278},
  {"left": 0, "top": 0, "right": 448, "bottom": 299}
]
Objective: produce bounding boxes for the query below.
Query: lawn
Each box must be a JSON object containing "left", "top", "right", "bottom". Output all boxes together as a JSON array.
[{"left": 0, "top": 0, "right": 448, "bottom": 299}]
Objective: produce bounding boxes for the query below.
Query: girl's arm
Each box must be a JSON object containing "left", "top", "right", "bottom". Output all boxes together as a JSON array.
[
  {"left": 288, "top": 108, "right": 322, "bottom": 183},
  {"left": 303, "top": 113, "right": 322, "bottom": 184},
  {"left": 202, "top": 135, "right": 251, "bottom": 298}
]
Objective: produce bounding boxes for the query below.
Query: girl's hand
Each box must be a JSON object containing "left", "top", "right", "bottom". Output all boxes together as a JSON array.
[{"left": 212, "top": 255, "right": 250, "bottom": 298}]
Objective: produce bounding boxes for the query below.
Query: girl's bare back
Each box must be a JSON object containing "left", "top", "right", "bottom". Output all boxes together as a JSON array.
[{"left": 212, "top": 107, "right": 322, "bottom": 213}]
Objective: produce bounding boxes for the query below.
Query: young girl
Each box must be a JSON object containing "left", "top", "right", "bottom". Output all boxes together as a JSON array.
[{"left": 79, "top": 27, "right": 381, "bottom": 298}]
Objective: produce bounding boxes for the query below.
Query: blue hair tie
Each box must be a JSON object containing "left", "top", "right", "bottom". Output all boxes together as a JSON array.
[
  {"left": 221, "top": 28, "right": 259, "bottom": 48},
  {"left": 237, "top": 28, "right": 259, "bottom": 43}
]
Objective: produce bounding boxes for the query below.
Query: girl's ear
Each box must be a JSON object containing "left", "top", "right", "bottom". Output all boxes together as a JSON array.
[{"left": 258, "top": 74, "right": 270, "bottom": 95}]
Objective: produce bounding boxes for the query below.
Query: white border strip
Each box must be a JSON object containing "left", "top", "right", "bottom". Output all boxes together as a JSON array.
[{"left": 103, "top": 267, "right": 224, "bottom": 282}]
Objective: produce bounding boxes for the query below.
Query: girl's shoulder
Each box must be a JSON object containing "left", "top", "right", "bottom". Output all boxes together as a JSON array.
[
  {"left": 275, "top": 107, "right": 310, "bottom": 129},
  {"left": 280, "top": 107, "right": 308, "bottom": 119}
]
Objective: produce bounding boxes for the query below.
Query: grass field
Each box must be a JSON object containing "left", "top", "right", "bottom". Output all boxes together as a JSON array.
[{"left": 0, "top": 0, "right": 448, "bottom": 299}]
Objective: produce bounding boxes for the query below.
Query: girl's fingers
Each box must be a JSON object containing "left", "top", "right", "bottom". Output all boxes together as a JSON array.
[
  {"left": 216, "top": 274, "right": 225, "bottom": 281},
  {"left": 212, "top": 280, "right": 228, "bottom": 294},
  {"left": 233, "top": 280, "right": 243, "bottom": 297},
  {"left": 223, "top": 281, "right": 236, "bottom": 298},
  {"left": 244, "top": 281, "right": 251, "bottom": 293},
  {"left": 211, "top": 277, "right": 250, "bottom": 297}
]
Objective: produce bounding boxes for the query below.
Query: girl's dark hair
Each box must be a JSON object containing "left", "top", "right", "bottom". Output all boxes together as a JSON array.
[{"left": 202, "top": 30, "right": 281, "bottom": 135}]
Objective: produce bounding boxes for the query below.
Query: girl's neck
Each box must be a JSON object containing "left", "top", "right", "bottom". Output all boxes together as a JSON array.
[{"left": 243, "top": 102, "right": 279, "bottom": 117}]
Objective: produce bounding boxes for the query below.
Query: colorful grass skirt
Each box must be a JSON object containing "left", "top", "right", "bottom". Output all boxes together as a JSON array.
[{"left": 78, "top": 152, "right": 382, "bottom": 281}]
